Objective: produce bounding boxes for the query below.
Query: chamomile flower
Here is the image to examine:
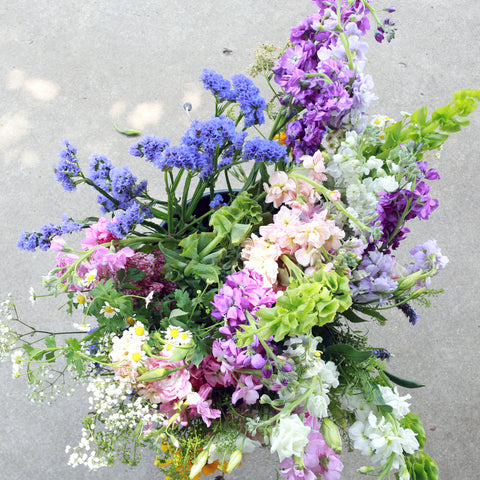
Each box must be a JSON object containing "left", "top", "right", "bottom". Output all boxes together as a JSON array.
[
  {"left": 165, "top": 325, "right": 192, "bottom": 346},
  {"left": 82, "top": 269, "right": 98, "bottom": 288},
  {"left": 132, "top": 321, "right": 149, "bottom": 342},
  {"left": 100, "top": 301, "right": 119, "bottom": 318},
  {"left": 73, "top": 292, "right": 88, "bottom": 306}
]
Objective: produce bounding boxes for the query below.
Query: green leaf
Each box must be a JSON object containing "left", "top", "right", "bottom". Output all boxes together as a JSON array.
[
  {"left": 114, "top": 123, "right": 141, "bottom": 136},
  {"left": 410, "top": 106, "right": 428, "bottom": 126},
  {"left": 341, "top": 308, "right": 368, "bottom": 323},
  {"left": 325, "top": 344, "right": 371, "bottom": 363},
  {"left": 44, "top": 336, "right": 56, "bottom": 349},
  {"left": 383, "top": 370, "right": 425, "bottom": 388},
  {"left": 191, "top": 263, "right": 220, "bottom": 284}
]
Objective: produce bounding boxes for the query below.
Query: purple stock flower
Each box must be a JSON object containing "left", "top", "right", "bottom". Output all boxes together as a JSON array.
[
  {"left": 211, "top": 269, "right": 277, "bottom": 333},
  {"left": 373, "top": 182, "right": 439, "bottom": 250},
  {"left": 407, "top": 240, "right": 448, "bottom": 287},
  {"left": 350, "top": 251, "right": 398, "bottom": 304},
  {"left": 273, "top": 1, "right": 376, "bottom": 159}
]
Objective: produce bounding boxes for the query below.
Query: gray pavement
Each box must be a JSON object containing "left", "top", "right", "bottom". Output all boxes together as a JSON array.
[{"left": 1, "top": 1, "right": 479, "bottom": 479}]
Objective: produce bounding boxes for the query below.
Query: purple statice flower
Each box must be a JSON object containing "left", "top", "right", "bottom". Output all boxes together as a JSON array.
[
  {"left": 397, "top": 302, "right": 420, "bottom": 325},
  {"left": 55, "top": 140, "right": 81, "bottom": 191},
  {"left": 129, "top": 135, "right": 170, "bottom": 162},
  {"left": 107, "top": 201, "right": 152, "bottom": 238},
  {"left": 200, "top": 68, "right": 236, "bottom": 102},
  {"left": 243, "top": 137, "right": 288, "bottom": 164},
  {"left": 373, "top": 182, "right": 439, "bottom": 250},
  {"left": 350, "top": 251, "right": 399, "bottom": 304},
  {"left": 200, "top": 70, "right": 266, "bottom": 127},
  {"left": 17, "top": 214, "right": 83, "bottom": 252},
  {"left": 211, "top": 269, "right": 277, "bottom": 335},
  {"left": 231, "top": 74, "right": 267, "bottom": 127}
]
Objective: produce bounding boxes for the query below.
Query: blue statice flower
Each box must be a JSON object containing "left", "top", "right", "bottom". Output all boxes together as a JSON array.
[
  {"left": 242, "top": 137, "right": 288, "bottom": 164},
  {"left": 209, "top": 194, "right": 227, "bottom": 210},
  {"left": 200, "top": 70, "right": 266, "bottom": 127},
  {"left": 143, "top": 116, "right": 247, "bottom": 178},
  {"left": 129, "top": 135, "right": 170, "bottom": 163},
  {"left": 107, "top": 202, "right": 152, "bottom": 239},
  {"left": 88, "top": 154, "right": 148, "bottom": 213},
  {"left": 88, "top": 153, "right": 114, "bottom": 185},
  {"left": 231, "top": 74, "right": 266, "bottom": 127},
  {"left": 200, "top": 69, "right": 236, "bottom": 102},
  {"left": 55, "top": 140, "right": 81, "bottom": 192},
  {"left": 17, "top": 215, "right": 83, "bottom": 251}
]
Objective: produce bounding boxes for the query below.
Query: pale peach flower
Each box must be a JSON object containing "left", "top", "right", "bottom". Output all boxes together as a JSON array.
[
  {"left": 264, "top": 171, "right": 297, "bottom": 208},
  {"left": 241, "top": 234, "right": 281, "bottom": 286},
  {"left": 301, "top": 150, "right": 327, "bottom": 183}
]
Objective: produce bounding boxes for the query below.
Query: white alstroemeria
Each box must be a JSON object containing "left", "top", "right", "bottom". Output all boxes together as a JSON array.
[{"left": 270, "top": 414, "right": 311, "bottom": 462}]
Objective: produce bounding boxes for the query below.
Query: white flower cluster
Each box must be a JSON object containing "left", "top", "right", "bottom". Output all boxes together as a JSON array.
[
  {"left": 280, "top": 336, "right": 339, "bottom": 419},
  {"left": 324, "top": 123, "right": 399, "bottom": 233},
  {"left": 0, "top": 295, "right": 18, "bottom": 361},
  {"left": 26, "top": 361, "right": 77, "bottom": 404},
  {"left": 66, "top": 375, "right": 165, "bottom": 469},
  {"left": 343, "top": 386, "right": 419, "bottom": 478}
]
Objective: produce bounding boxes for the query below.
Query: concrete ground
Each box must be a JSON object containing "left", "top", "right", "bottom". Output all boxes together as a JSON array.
[{"left": 1, "top": 1, "right": 479, "bottom": 479}]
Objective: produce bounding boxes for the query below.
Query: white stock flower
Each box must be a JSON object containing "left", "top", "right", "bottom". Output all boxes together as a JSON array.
[
  {"left": 270, "top": 414, "right": 311, "bottom": 462},
  {"left": 377, "top": 386, "right": 411, "bottom": 419}
]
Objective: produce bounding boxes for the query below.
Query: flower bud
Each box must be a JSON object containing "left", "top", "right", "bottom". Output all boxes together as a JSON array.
[
  {"left": 225, "top": 449, "right": 242, "bottom": 473},
  {"left": 189, "top": 449, "right": 209, "bottom": 479},
  {"left": 136, "top": 367, "right": 169, "bottom": 382},
  {"left": 320, "top": 418, "right": 342, "bottom": 454}
]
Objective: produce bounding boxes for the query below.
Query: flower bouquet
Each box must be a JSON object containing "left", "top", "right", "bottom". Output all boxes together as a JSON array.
[{"left": 2, "top": 1, "right": 479, "bottom": 479}]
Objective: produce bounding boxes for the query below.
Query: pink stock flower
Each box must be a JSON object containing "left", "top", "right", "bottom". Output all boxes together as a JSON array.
[
  {"left": 50, "top": 236, "right": 66, "bottom": 252},
  {"left": 81, "top": 217, "right": 119, "bottom": 250},
  {"left": 186, "top": 384, "right": 222, "bottom": 427},
  {"left": 200, "top": 354, "right": 235, "bottom": 388},
  {"left": 232, "top": 374, "right": 263, "bottom": 405},
  {"left": 90, "top": 245, "right": 135, "bottom": 274},
  {"left": 280, "top": 415, "right": 343, "bottom": 480},
  {"left": 138, "top": 357, "right": 192, "bottom": 404}
]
